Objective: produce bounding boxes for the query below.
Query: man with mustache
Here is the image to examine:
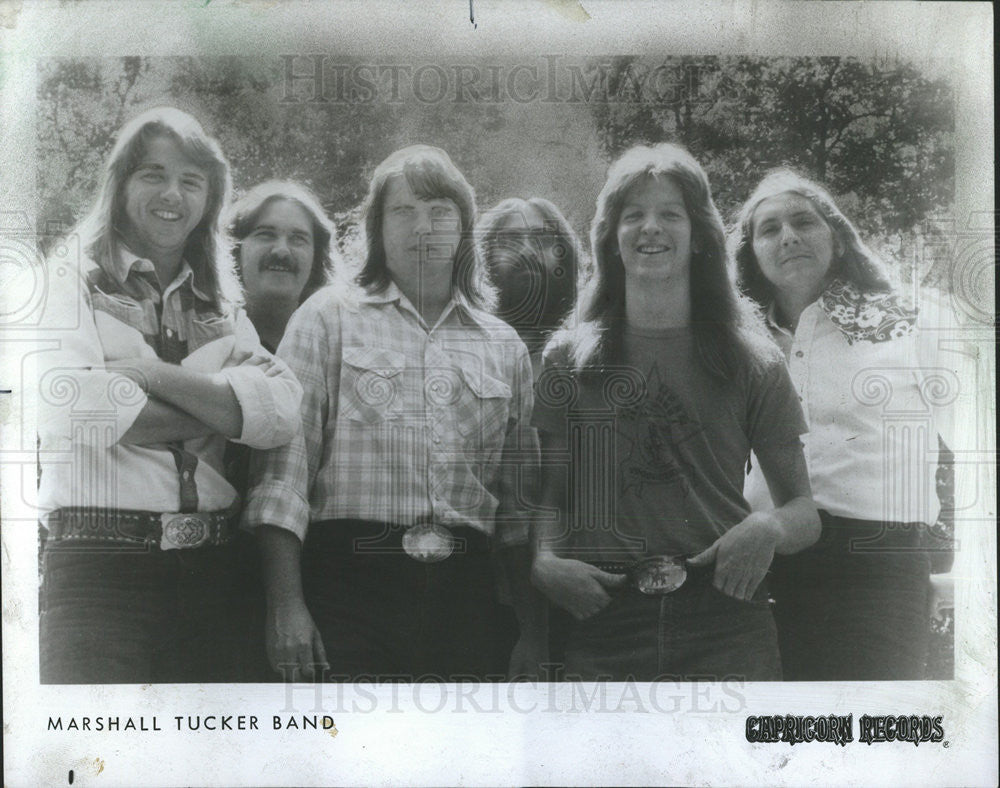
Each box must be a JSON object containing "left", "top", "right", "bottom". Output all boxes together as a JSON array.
[
  {"left": 226, "top": 181, "right": 339, "bottom": 679},
  {"left": 229, "top": 180, "right": 338, "bottom": 352},
  {"left": 477, "top": 197, "right": 581, "bottom": 376},
  {"left": 476, "top": 197, "right": 582, "bottom": 675}
]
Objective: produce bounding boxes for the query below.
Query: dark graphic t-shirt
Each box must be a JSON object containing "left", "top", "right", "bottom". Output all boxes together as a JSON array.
[{"left": 533, "top": 325, "right": 806, "bottom": 561}]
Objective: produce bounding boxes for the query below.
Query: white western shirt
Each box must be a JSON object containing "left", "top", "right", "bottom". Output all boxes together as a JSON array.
[{"left": 744, "top": 281, "right": 972, "bottom": 526}]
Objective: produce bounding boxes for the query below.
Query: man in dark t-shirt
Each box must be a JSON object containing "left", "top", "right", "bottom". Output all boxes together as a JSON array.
[
  {"left": 532, "top": 326, "right": 810, "bottom": 681},
  {"left": 535, "top": 326, "right": 806, "bottom": 561}
]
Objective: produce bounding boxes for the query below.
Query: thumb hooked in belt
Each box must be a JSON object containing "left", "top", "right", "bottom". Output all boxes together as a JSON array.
[
  {"left": 593, "top": 567, "right": 629, "bottom": 588},
  {"left": 687, "top": 542, "right": 718, "bottom": 567}
]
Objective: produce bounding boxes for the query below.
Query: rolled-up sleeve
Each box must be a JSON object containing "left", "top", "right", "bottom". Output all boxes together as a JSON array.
[
  {"left": 242, "top": 296, "right": 332, "bottom": 542},
  {"left": 36, "top": 261, "right": 148, "bottom": 449},
  {"left": 242, "top": 424, "right": 311, "bottom": 541},
  {"left": 223, "top": 310, "right": 303, "bottom": 449}
]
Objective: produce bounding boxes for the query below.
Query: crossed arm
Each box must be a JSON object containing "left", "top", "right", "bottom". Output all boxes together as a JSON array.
[
  {"left": 107, "top": 357, "right": 244, "bottom": 444},
  {"left": 105, "top": 311, "right": 299, "bottom": 447}
]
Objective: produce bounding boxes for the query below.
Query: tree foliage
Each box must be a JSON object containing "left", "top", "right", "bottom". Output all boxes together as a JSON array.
[
  {"left": 36, "top": 56, "right": 954, "bottom": 288},
  {"left": 591, "top": 56, "right": 954, "bottom": 240}
]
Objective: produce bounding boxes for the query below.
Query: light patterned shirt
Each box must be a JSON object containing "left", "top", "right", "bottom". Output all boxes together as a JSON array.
[
  {"left": 744, "top": 280, "right": 974, "bottom": 526},
  {"left": 244, "top": 281, "right": 536, "bottom": 545},
  {"left": 37, "top": 247, "right": 303, "bottom": 518}
]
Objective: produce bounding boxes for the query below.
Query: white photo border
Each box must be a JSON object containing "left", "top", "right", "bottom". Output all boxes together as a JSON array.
[{"left": 1, "top": 2, "right": 995, "bottom": 786}]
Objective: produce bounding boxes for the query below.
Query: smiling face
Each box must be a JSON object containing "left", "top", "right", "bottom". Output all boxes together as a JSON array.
[
  {"left": 239, "top": 198, "right": 315, "bottom": 306},
  {"left": 121, "top": 134, "right": 209, "bottom": 269},
  {"left": 381, "top": 175, "right": 461, "bottom": 303},
  {"left": 750, "top": 191, "right": 837, "bottom": 300},
  {"left": 615, "top": 175, "right": 692, "bottom": 286}
]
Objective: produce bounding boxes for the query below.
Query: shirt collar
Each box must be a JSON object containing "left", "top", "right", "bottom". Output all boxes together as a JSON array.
[
  {"left": 112, "top": 245, "right": 154, "bottom": 282},
  {"left": 115, "top": 245, "right": 214, "bottom": 302},
  {"left": 358, "top": 279, "right": 404, "bottom": 305},
  {"left": 764, "top": 301, "right": 795, "bottom": 337},
  {"left": 817, "top": 278, "right": 917, "bottom": 344},
  {"left": 360, "top": 280, "right": 490, "bottom": 332}
]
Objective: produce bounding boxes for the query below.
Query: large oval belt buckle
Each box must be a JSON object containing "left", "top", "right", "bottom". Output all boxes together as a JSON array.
[
  {"left": 631, "top": 556, "right": 687, "bottom": 595},
  {"left": 402, "top": 523, "right": 454, "bottom": 563},
  {"left": 160, "top": 514, "right": 208, "bottom": 550}
]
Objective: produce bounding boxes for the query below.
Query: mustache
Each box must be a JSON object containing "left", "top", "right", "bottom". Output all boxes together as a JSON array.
[{"left": 260, "top": 252, "right": 299, "bottom": 271}]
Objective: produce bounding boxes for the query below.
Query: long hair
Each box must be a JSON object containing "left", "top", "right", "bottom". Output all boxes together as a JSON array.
[
  {"left": 477, "top": 196, "right": 583, "bottom": 332},
  {"left": 477, "top": 196, "right": 583, "bottom": 287},
  {"left": 554, "top": 142, "right": 768, "bottom": 379},
  {"left": 72, "top": 106, "right": 238, "bottom": 309},
  {"left": 356, "top": 144, "right": 495, "bottom": 311},
  {"left": 228, "top": 180, "right": 339, "bottom": 304},
  {"left": 733, "top": 169, "right": 893, "bottom": 306}
]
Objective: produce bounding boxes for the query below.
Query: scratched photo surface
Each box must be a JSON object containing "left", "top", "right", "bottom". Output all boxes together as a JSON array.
[{"left": 1, "top": 2, "right": 995, "bottom": 786}]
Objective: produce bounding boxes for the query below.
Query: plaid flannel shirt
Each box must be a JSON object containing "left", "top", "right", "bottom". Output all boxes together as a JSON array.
[{"left": 244, "top": 282, "right": 536, "bottom": 546}]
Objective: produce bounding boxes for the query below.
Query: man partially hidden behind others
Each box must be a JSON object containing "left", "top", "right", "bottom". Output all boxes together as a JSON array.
[
  {"left": 225, "top": 179, "right": 339, "bottom": 680},
  {"left": 245, "top": 145, "right": 536, "bottom": 680},
  {"left": 229, "top": 180, "right": 338, "bottom": 353}
]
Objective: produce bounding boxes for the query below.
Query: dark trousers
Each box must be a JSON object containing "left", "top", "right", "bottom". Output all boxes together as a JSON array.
[
  {"left": 301, "top": 520, "right": 509, "bottom": 681},
  {"left": 40, "top": 542, "right": 241, "bottom": 684},
  {"left": 232, "top": 532, "right": 275, "bottom": 682},
  {"left": 551, "top": 565, "right": 782, "bottom": 682},
  {"left": 770, "top": 511, "right": 932, "bottom": 681}
]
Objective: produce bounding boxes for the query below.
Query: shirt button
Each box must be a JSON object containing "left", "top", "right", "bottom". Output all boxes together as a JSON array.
[
  {"left": 795, "top": 350, "right": 804, "bottom": 358},
  {"left": 433, "top": 435, "right": 441, "bottom": 444}
]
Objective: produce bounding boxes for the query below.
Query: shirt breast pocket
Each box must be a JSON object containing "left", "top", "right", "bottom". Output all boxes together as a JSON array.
[
  {"left": 90, "top": 290, "right": 156, "bottom": 360},
  {"left": 187, "top": 312, "right": 234, "bottom": 353},
  {"left": 339, "top": 346, "right": 406, "bottom": 424},
  {"left": 455, "top": 364, "right": 513, "bottom": 452},
  {"left": 91, "top": 290, "right": 154, "bottom": 333}
]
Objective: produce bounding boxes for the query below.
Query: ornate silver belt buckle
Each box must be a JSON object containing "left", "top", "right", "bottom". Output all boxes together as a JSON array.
[
  {"left": 402, "top": 523, "right": 454, "bottom": 563},
  {"left": 160, "top": 513, "right": 209, "bottom": 550},
  {"left": 631, "top": 556, "right": 687, "bottom": 595}
]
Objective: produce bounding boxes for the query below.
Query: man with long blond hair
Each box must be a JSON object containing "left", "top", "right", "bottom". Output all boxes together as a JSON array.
[{"left": 36, "top": 107, "right": 302, "bottom": 683}]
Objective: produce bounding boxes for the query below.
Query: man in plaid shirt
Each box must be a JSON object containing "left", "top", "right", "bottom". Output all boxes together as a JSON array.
[{"left": 245, "top": 146, "right": 536, "bottom": 680}]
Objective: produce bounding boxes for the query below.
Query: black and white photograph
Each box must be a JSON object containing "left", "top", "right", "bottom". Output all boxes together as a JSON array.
[{"left": 1, "top": 1, "right": 995, "bottom": 785}]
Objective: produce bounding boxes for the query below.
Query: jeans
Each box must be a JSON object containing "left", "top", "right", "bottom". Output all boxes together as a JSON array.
[
  {"left": 770, "top": 511, "right": 932, "bottom": 681},
  {"left": 231, "top": 532, "right": 274, "bottom": 682},
  {"left": 40, "top": 542, "right": 241, "bottom": 684},
  {"left": 301, "top": 520, "right": 509, "bottom": 681},
  {"left": 554, "top": 566, "right": 782, "bottom": 682}
]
